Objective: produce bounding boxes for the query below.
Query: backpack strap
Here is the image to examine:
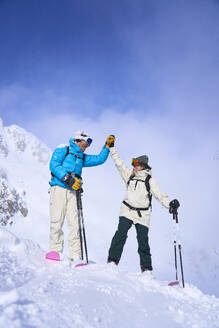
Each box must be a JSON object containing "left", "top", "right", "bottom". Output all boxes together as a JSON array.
[
  {"left": 145, "top": 175, "right": 152, "bottom": 210},
  {"left": 127, "top": 175, "right": 134, "bottom": 186},
  {"left": 122, "top": 200, "right": 150, "bottom": 217},
  {"left": 68, "top": 150, "right": 85, "bottom": 164}
]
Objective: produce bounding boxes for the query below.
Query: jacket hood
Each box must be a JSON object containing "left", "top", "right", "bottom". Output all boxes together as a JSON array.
[
  {"left": 134, "top": 168, "right": 152, "bottom": 179},
  {"left": 69, "top": 138, "right": 83, "bottom": 154}
]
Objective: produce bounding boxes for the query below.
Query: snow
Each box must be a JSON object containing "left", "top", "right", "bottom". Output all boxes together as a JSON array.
[
  {"left": 0, "top": 118, "right": 51, "bottom": 242},
  {"left": 1, "top": 118, "right": 219, "bottom": 327},
  {"left": 0, "top": 228, "right": 219, "bottom": 328}
]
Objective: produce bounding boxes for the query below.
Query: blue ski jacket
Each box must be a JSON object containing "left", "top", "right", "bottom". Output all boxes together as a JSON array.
[{"left": 50, "top": 138, "right": 110, "bottom": 189}]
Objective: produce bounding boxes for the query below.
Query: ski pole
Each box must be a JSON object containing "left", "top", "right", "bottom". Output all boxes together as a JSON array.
[
  {"left": 78, "top": 192, "right": 88, "bottom": 264},
  {"left": 172, "top": 212, "right": 178, "bottom": 282},
  {"left": 179, "top": 243, "right": 185, "bottom": 288},
  {"left": 173, "top": 240, "right": 178, "bottom": 282},
  {"left": 76, "top": 190, "right": 84, "bottom": 261},
  {"left": 173, "top": 211, "right": 185, "bottom": 288}
]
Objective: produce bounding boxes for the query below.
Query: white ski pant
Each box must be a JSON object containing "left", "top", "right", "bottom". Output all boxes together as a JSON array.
[{"left": 49, "top": 185, "right": 81, "bottom": 258}]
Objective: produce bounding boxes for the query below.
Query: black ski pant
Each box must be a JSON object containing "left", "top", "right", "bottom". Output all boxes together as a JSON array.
[{"left": 108, "top": 216, "right": 152, "bottom": 270}]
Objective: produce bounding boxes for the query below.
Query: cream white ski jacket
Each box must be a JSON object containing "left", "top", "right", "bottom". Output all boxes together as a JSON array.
[{"left": 110, "top": 147, "right": 171, "bottom": 227}]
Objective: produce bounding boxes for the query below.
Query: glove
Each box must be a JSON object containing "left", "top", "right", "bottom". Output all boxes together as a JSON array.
[
  {"left": 62, "top": 174, "right": 83, "bottom": 191},
  {"left": 169, "top": 199, "right": 180, "bottom": 214},
  {"left": 105, "top": 135, "right": 115, "bottom": 148},
  {"left": 71, "top": 177, "right": 83, "bottom": 191}
]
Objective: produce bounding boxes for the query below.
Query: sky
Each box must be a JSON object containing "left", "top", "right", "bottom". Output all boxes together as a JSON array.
[{"left": 0, "top": 0, "right": 218, "bottom": 148}]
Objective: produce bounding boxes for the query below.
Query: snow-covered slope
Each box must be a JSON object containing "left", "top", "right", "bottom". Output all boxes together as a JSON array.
[
  {"left": 0, "top": 118, "right": 51, "bottom": 245},
  {"left": 0, "top": 117, "right": 218, "bottom": 305},
  {"left": 0, "top": 228, "right": 219, "bottom": 328}
]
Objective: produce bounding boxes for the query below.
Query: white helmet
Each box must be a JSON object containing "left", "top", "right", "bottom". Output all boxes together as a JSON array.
[{"left": 74, "top": 130, "right": 93, "bottom": 145}]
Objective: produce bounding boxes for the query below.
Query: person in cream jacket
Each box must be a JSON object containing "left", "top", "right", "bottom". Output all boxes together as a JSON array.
[{"left": 107, "top": 138, "right": 180, "bottom": 273}]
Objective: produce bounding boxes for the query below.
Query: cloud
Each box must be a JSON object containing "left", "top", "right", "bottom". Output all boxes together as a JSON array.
[{"left": 1, "top": 0, "right": 219, "bottom": 134}]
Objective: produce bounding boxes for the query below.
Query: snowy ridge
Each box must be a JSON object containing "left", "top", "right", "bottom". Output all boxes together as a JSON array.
[
  {"left": 0, "top": 228, "right": 219, "bottom": 328},
  {"left": 0, "top": 118, "right": 51, "bottom": 164},
  {"left": 0, "top": 118, "right": 51, "bottom": 229}
]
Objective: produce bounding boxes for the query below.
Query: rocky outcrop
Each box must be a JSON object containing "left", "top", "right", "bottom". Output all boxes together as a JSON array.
[{"left": 0, "top": 173, "right": 28, "bottom": 226}]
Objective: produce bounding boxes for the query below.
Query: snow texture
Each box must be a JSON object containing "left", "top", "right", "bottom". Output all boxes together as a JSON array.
[{"left": 0, "top": 228, "right": 219, "bottom": 328}]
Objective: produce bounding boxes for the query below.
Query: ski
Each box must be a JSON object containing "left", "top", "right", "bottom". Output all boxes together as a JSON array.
[
  {"left": 75, "top": 263, "right": 88, "bottom": 268},
  {"left": 45, "top": 251, "right": 61, "bottom": 261},
  {"left": 168, "top": 281, "right": 179, "bottom": 287},
  {"left": 45, "top": 251, "right": 95, "bottom": 268}
]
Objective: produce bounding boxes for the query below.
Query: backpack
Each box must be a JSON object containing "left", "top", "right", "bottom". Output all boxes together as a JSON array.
[
  {"left": 127, "top": 174, "right": 152, "bottom": 209},
  {"left": 51, "top": 146, "right": 85, "bottom": 178}
]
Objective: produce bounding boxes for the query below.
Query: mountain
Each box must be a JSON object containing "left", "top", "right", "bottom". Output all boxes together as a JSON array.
[{"left": 0, "top": 118, "right": 51, "bottom": 245}]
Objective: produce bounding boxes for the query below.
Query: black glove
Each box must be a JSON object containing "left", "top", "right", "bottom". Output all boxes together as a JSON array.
[
  {"left": 62, "top": 173, "right": 75, "bottom": 187},
  {"left": 169, "top": 199, "right": 180, "bottom": 214},
  {"left": 62, "top": 173, "right": 83, "bottom": 190}
]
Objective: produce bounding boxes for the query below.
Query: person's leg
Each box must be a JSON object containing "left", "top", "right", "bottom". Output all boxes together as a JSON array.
[
  {"left": 108, "top": 216, "right": 133, "bottom": 264},
  {"left": 135, "top": 223, "right": 153, "bottom": 271},
  {"left": 66, "top": 189, "right": 81, "bottom": 259},
  {"left": 49, "top": 186, "right": 67, "bottom": 254}
]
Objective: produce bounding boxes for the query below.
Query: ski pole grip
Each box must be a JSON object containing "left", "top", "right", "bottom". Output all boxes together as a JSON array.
[{"left": 173, "top": 213, "right": 179, "bottom": 223}]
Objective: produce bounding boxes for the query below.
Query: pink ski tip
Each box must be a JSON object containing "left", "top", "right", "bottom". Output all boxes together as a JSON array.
[
  {"left": 75, "top": 263, "right": 88, "bottom": 268},
  {"left": 45, "top": 251, "right": 60, "bottom": 261},
  {"left": 168, "top": 281, "right": 179, "bottom": 287}
]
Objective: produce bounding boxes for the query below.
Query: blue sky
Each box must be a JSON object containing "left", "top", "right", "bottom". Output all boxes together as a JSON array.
[
  {"left": 0, "top": 0, "right": 218, "bottom": 146},
  {"left": 0, "top": 0, "right": 158, "bottom": 116}
]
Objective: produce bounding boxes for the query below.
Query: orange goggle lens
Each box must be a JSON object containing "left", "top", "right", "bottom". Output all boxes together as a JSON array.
[{"left": 132, "top": 158, "right": 139, "bottom": 166}]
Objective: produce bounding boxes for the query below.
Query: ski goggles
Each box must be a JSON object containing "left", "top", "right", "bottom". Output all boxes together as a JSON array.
[
  {"left": 79, "top": 133, "right": 93, "bottom": 146},
  {"left": 132, "top": 158, "right": 140, "bottom": 167},
  {"left": 84, "top": 137, "right": 92, "bottom": 146}
]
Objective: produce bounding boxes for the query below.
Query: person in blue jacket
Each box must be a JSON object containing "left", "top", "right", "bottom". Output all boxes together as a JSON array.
[{"left": 48, "top": 131, "right": 115, "bottom": 262}]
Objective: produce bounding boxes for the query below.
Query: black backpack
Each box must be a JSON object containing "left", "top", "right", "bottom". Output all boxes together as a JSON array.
[{"left": 127, "top": 174, "right": 152, "bottom": 209}]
